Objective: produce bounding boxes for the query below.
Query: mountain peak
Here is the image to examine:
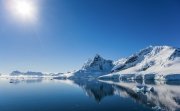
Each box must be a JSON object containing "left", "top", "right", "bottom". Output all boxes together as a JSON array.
[
  {"left": 81, "top": 54, "right": 113, "bottom": 73},
  {"left": 93, "top": 54, "right": 104, "bottom": 62},
  {"left": 142, "top": 45, "right": 174, "bottom": 50},
  {"left": 94, "top": 54, "right": 101, "bottom": 58},
  {"left": 138, "top": 45, "right": 172, "bottom": 53}
]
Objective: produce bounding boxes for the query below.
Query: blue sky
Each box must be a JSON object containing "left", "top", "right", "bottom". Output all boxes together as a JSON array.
[{"left": 0, "top": 0, "right": 180, "bottom": 74}]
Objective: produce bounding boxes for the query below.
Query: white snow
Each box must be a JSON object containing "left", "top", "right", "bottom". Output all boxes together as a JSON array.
[{"left": 99, "top": 46, "right": 180, "bottom": 80}]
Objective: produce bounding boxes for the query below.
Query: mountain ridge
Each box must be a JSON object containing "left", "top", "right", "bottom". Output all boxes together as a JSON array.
[
  {"left": 55, "top": 45, "right": 180, "bottom": 80},
  {"left": 7, "top": 45, "right": 180, "bottom": 80},
  {"left": 99, "top": 45, "right": 180, "bottom": 80}
]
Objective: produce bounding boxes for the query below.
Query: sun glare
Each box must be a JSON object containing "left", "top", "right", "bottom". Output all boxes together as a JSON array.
[
  {"left": 7, "top": 0, "right": 37, "bottom": 22},
  {"left": 15, "top": 1, "right": 34, "bottom": 17}
]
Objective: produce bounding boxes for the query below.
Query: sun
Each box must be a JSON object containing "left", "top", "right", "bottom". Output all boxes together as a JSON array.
[
  {"left": 7, "top": 0, "right": 37, "bottom": 21},
  {"left": 15, "top": 1, "right": 34, "bottom": 18}
]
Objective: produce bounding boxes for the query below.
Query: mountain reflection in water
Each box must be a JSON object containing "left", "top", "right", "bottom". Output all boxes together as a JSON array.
[
  {"left": 71, "top": 78, "right": 180, "bottom": 111},
  {"left": 3, "top": 77, "right": 180, "bottom": 111}
]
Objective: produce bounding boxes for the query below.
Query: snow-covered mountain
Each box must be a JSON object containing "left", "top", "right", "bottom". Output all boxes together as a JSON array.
[
  {"left": 10, "top": 71, "right": 44, "bottom": 76},
  {"left": 57, "top": 54, "right": 114, "bottom": 79},
  {"left": 100, "top": 46, "right": 180, "bottom": 80},
  {"left": 81, "top": 54, "right": 113, "bottom": 73},
  {"left": 112, "top": 46, "right": 180, "bottom": 73},
  {"left": 70, "top": 54, "right": 114, "bottom": 78},
  {"left": 10, "top": 71, "right": 64, "bottom": 77}
]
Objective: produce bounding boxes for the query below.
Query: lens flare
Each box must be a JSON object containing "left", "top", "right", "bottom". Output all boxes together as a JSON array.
[{"left": 6, "top": 0, "right": 38, "bottom": 22}]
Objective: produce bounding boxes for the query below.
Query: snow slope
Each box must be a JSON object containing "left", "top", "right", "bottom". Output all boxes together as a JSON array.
[{"left": 99, "top": 46, "right": 180, "bottom": 80}]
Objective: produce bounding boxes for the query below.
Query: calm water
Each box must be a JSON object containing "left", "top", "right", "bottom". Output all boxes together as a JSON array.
[{"left": 0, "top": 78, "right": 180, "bottom": 111}]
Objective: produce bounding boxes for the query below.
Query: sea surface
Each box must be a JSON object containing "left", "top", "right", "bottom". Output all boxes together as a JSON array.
[{"left": 0, "top": 77, "right": 180, "bottom": 111}]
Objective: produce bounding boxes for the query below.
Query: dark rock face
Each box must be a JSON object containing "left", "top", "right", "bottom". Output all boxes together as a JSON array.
[
  {"left": 169, "top": 48, "right": 180, "bottom": 60},
  {"left": 114, "top": 65, "right": 126, "bottom": 72},
  {"left": 125, "top": 56, "right": 138, "bottom": 64}
]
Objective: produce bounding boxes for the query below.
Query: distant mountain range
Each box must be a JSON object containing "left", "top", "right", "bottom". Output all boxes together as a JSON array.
[
  {"left": 8, "top": 45, "right": 180, "bottom": 80},
  {"left": 10, "top": 71, "right": 63, "bottom": 77}
]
